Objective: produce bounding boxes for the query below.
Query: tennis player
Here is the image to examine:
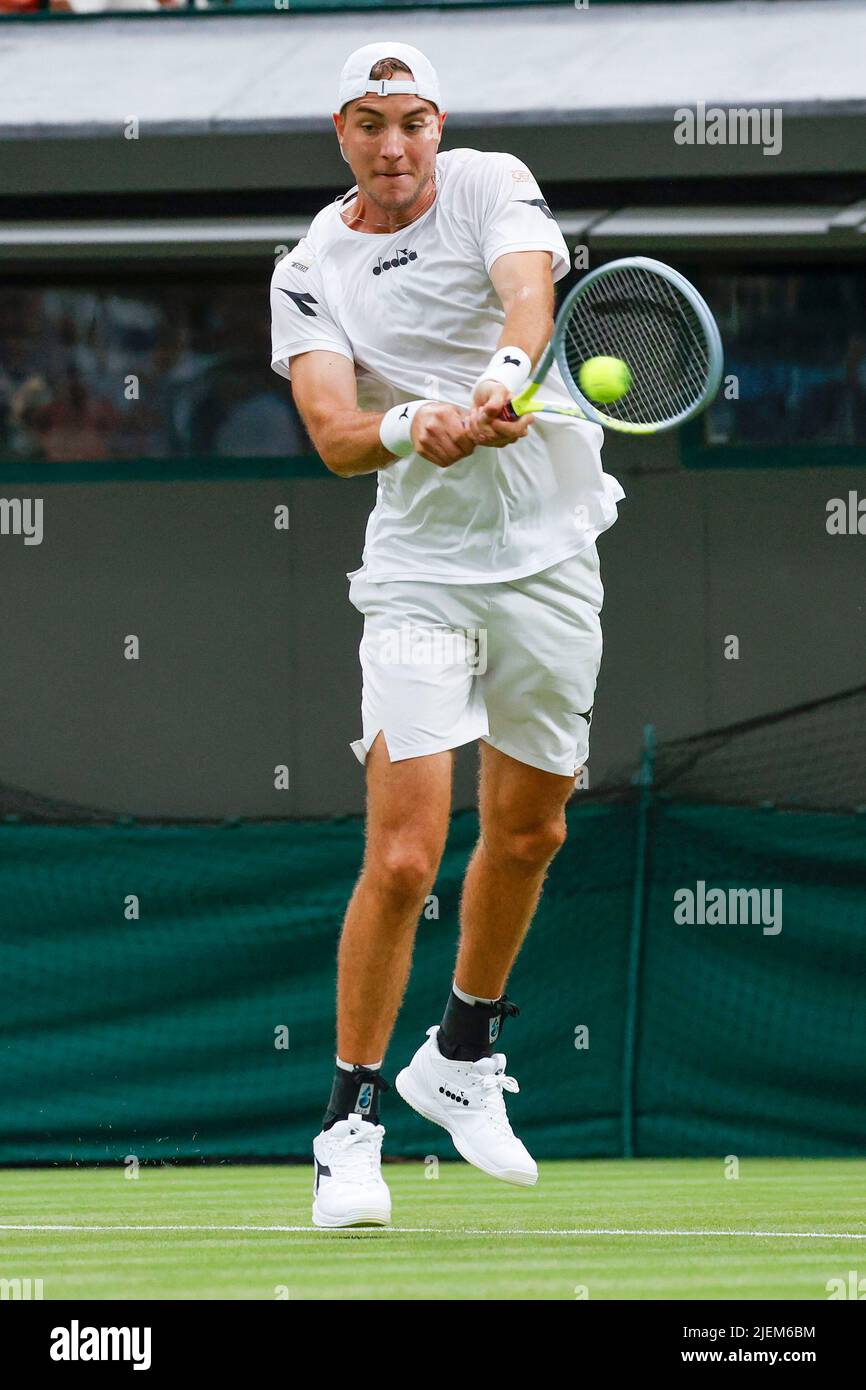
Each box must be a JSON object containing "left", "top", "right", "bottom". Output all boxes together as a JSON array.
[{"left": 270, "top": 40, "right": 624, "bottom": 1227}]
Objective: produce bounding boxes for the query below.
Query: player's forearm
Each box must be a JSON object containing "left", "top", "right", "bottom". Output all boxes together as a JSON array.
[
  {"left": 496, "top": 285, "right": 554, "bottom": 371},
  {"left": 312, "top": 411, "right": 399, "bottom": 477}
]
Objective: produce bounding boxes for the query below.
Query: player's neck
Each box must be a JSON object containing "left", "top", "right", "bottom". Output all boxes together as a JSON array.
[{"left": 340, "top": 172, "right": 437, "bottom": 234}]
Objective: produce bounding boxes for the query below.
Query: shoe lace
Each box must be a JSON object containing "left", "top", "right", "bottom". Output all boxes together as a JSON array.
[
  {"left": 475, "top": 1068, "right": 519, "bottom": 1135},
  {"left": 330, "top": 1124, "right": 384, "bottom": 1184}
]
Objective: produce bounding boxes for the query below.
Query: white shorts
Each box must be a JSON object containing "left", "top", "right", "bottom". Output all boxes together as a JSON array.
[{"left": 346, "top": 544, "right": 604, "bottom": 778}]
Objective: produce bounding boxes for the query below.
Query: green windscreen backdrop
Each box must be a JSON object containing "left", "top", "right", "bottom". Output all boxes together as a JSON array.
[{"left": 1, "top": 798, "right": 863, "bottom": 1165}]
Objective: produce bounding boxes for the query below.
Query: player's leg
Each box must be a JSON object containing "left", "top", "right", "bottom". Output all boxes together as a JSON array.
[
  {"left": 313, "top": 734, "right": 453, "bottom": 1228},
  {"left": 314, "top": 562, "right": 488, "bottom": 1227},
  {"left": 452, "top": 741, "right": 574, "bottom": 1004},
  {"left": 329, "top": 567, "right": 485, "bottom": 1106},
  {"left": 335, "top": 729, "right": 454, "bottom": 1075}
]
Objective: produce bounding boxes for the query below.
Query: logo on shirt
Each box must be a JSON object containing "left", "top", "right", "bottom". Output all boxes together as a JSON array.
[
  {"left": 280, "top": 288, "right": 318, "bottom": 317},
  {"left": 517, "top": 197, "right": 555, "bottom": 221},
  {"left": 373, "top": 248, "right": 418, "bottom": 276}
]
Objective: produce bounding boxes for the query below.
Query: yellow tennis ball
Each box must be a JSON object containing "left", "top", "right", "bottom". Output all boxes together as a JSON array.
[{"left": 578, "top": 356, "right": 632, "bottom": 404}]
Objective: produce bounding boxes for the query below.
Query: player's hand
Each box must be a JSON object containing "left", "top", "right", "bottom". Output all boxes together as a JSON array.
[
  {"left": 462, "top": 381, "right": 536, "bottom": 448},
  {"left": 411, "top": 402, "right": 478, "bottom": 468}
]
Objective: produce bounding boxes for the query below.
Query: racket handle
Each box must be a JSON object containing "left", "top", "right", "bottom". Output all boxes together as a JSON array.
[{"left": 499, "top": 402, "right": 519, "bottom": 422}]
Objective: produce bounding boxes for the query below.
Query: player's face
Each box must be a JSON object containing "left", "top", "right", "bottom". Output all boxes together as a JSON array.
[{"left": 335, "top": 96, "right": 444, "bottom": 212}]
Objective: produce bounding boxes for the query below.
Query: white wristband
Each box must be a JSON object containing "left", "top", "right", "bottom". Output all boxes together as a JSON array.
[
  {"left": 473, "top": 346, "right": 532, "bottom": 397},
  {"left": 379, "top": 399, "right": 437, "bottom": 458}
]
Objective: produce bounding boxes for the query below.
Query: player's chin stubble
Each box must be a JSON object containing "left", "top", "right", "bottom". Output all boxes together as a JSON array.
[{"left": 368, "top": 170, "right": 433, "bottom": 213}]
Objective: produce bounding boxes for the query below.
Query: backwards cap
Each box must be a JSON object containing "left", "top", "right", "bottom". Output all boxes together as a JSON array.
[{"left": 337, "top": 41, "right": 442, "bottom": 113}]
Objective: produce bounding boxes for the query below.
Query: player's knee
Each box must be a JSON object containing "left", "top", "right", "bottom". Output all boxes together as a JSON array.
[
  {"left": 369, "top": 843, "right": 438, "bottom": 904},
  {"left": 487, "top": 816, "right": 567, "bottom": 869}
]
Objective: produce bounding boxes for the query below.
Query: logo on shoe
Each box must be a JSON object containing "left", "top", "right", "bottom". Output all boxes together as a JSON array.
[
  {"left": 356, "top": 1082, "right": 374, "bottom": 1113},
  {"left": 438, "top": 1085, "right": 469, "bottom": 1106},
  {"left": 315, "top": 1159, "right": 331, "bottom": 1192}
]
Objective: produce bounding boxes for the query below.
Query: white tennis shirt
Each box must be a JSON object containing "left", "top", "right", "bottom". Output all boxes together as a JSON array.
[{"left": 270, "top": 147, "right": 624, "bottom": 584}]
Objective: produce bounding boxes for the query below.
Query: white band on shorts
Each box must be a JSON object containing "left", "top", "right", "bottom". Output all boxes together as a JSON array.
[
  {"left": 379, "top": 400, "right": 437, "bottom": 458},
  {"left": 473, "top": 346, "right": 531, "bottom": 397}
]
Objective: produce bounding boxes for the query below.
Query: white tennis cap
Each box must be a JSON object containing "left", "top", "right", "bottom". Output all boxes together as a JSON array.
[{"left": 337, "top": 41, "right": 441, "bottom": 113}]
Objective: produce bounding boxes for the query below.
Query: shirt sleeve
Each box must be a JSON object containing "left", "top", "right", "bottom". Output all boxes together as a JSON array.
[
  {"left": 476, "top": 151, "right": 570, "bottom": 285},
  {"left": 270, "top": 240, "right": 355, "bottom": 382}
]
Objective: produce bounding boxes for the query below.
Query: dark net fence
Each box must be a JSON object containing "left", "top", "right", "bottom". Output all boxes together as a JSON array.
[{"left": 590, "top": 683, "right": 866, "bottom": 814}]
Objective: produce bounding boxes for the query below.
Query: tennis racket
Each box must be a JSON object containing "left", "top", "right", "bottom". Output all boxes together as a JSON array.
[{"left": 500, "top": 256, "right": 723, "bottom": 435}]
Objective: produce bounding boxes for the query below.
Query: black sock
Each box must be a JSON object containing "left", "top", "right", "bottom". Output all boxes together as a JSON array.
[
  {"left": 437, "top": 988, "right": 520, "bottom": 1062},
  {"left": 322, "top": 1064, "right": 389, "bottom": 1130}
]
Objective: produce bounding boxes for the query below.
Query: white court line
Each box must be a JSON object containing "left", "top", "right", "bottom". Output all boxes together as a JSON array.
[{"left": 1, "top": 1224, "right": 865, "bottom": 1239}]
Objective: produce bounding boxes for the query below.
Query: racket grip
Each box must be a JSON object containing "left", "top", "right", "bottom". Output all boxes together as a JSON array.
[{"left": 499, "top": 402, "right": 519, "bottom": 422}]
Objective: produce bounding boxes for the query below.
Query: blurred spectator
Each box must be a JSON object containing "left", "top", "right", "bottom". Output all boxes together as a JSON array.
[
  {"left": 47, "top": 0, "right": 186, "bottom": 12},
  {"left": 0, "top": 283, "right": 311, "bottom": 463},
  {"left": 9, "top": 377, "right": 53, "bottom": 460},
  {"left": 40, "top": 366, "right": 122, "bottom": 462},
  {"left": 790, "top": 333, "right": 866, "bottom": 444},
  {"left": 701, "top": 270, "right": 866, "bottom": 448},
  {"left": 0, "top": 0, "right": 190, "bottom": 8}
]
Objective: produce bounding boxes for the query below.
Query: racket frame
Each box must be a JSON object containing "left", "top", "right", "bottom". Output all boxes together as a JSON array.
[{"left": 504, "top": 256, "right": 724, "bottom": 435}]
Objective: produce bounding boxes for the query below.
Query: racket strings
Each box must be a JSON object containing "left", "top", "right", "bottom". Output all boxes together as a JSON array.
[
  {"left": 574, "top": 283, "right": 698, "bottom": 420},
  {"left": 579, "top": 268, "right": 703, "bottom": 415},
  {"left": 562, "top": 265, "right": 712, "bottom": 425}
]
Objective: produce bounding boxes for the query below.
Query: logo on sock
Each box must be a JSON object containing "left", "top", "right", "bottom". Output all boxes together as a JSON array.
[
  {"left": 489, "top": 1016, "right": 501, "bottom": 1044},
  {"left": 356, "top": 1082, "right": 374, "bottom": 1114}
]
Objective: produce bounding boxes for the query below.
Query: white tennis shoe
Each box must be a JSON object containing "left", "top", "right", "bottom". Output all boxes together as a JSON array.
[
  {"left": 311, "top": 1113, "right": 392, "bottom": 1228},
  {"left": 395, "top": 1026, "right": 538, "bottom": 1186}
]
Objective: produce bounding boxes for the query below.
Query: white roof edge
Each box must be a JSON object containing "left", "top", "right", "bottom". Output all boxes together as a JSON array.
[{"left": 1, "top": 2, "right": 865, "bottom": 133}]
